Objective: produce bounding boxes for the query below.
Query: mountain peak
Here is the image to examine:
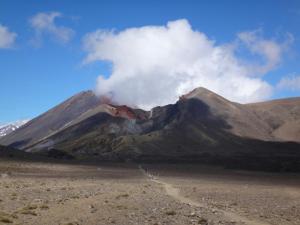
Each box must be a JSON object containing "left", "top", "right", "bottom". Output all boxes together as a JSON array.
[
  {"left": 0, "top": 120, "right": 29, "bottom": 137},
  {"left": 180, "top": 87, "right": 231, "bottom": 105}
]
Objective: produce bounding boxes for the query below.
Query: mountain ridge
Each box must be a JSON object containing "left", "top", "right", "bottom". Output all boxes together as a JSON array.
[
  {"left": 1, "top": 87, "right": 299, "bottom": 171},
  {"left": 0, "top": 120, "right": 29, "bottom": 137}
]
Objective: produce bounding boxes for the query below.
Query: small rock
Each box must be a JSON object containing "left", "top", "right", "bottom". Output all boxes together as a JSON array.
[
  {"left": 90, "top": 208, "right": 97, "bottom": 213},
  {"left": 1, "top": 173, "right": 9, "bottom": 178},
  {"left": 189, "top": 212, "right": 197, "bottom": 217}
]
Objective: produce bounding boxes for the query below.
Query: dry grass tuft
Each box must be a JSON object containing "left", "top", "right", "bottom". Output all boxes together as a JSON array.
[
  {"left": 0, "top": 216, "right": 13, "bottom": 223},
  {"left": 22, "top": 205, "right": 38, "bottom": 210},
  {"left": 115, "top": 193, "right": 129, "bottom": 200},
  {"left": 40, "top": 204, "right": 49, "bottom": 210},
  {"left": 165, "top": 210, "right": 176, "bottom": 216},
  {"left": 198, "top": 218, "right": 208, "bottom": 225},
  {"left": 17, "top": 206, "right": 38, "bottom": 216},
  {"left": 0, "top": 211, "right": 15, "bottom": 223}
]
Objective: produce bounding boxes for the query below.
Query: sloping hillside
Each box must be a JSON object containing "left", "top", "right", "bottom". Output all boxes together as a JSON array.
[
  {"left": 0, "top": 91, "right": 101, "bottom": 149},
  {"left": 246, "top": 97, "right": 300, "bottom": 142}
]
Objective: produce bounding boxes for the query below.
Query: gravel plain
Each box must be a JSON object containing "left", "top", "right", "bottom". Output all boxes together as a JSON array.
[{"left": 0, "top": 160, "right": 299, "bottom": 225}]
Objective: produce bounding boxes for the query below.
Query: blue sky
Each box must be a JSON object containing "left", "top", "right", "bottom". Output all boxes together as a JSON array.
[{"left": 0, "top": 0, "right": 300, "bottom": 123}]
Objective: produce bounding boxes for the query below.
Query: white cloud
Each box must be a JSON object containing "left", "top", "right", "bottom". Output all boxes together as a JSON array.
[
  {"left": 29, "top": 12, "right": 74, "bottom": 45},
  {"left": 0, "top": 24, "right": 17, "bottom": 48},
  {"left": 277, "top": 75, "right": 300, "bottom": 91},
  {"left": 237, "top": 30, "right": 293, "bottom": 75},
  {"left": 83, "top": 19, "right": 290, "bottom": 110}
]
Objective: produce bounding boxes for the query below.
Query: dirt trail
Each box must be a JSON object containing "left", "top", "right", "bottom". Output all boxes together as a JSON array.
[{"left": 139, "top": 165, "right": 270, "bottom": 225}]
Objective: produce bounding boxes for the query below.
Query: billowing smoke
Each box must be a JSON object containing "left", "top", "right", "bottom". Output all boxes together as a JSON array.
[{"left": 83, "top": 19, "right": 290, "bottom": 110}]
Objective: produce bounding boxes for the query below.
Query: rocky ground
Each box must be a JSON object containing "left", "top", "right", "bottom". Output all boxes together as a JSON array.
[{"left": 0, "top": 160, "right": 299, "bottom": 225}]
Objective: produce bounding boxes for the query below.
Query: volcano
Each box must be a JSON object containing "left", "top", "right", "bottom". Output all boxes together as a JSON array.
[{"left": 1, "top": 87, "right": 300, "bottom": 171}]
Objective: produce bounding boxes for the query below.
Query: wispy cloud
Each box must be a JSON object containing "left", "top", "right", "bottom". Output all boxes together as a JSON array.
[
  {"left": 277, "top": 74, "right": 300, "bottom": 91},
  {"left": 82, "top": 19, "right": 291, "bottom": 109},
  {"left": 0, "top": 24, "right": 17, "bottom": 49},
  {"left": 29, "top": 12, "right": 74, "bottom": 46},
  {"left": 237, "top": 29, "right": 293, "bottom": 75}
]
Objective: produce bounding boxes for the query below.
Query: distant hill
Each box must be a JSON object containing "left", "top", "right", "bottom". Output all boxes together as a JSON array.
[
  {"left": 0, "top": 120, "right": 29, "bottom": 137},
  {"left": 1, "top": 87, "right": 299, "bottom": 171}
]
